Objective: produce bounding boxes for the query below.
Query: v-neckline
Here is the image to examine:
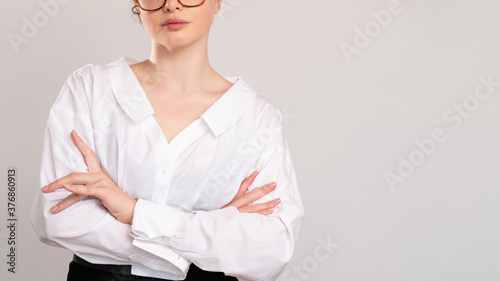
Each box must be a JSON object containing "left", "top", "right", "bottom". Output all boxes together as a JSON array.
[{"left": 123, "top": 59, "right": 237, "bottom": 147}]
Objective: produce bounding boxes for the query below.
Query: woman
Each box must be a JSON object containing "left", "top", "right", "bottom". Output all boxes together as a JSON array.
[{"left": 30, "top": 0, "right": 305, "bottom": 280}]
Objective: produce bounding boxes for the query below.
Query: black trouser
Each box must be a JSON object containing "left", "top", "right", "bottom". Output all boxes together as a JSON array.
[{"left": 67, "top": 255, "right": 238, "bottom": 281}]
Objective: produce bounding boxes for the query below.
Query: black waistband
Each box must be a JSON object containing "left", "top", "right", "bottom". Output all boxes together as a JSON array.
[
  {"left": 72, "top": 255, "right": 132, "bottom": 275},
  {"left": 72, "top": 254, "right": 238, "bottom": 280}
]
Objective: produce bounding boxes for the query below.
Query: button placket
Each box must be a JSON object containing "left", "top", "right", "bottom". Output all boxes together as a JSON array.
[
  {"left": 157, "top": 144, "right": 175, "bottom": 203},
  {"left": 143, "top": 115, "right": 208, "bottom": 204},
  {"left": 140, "top": 116, "right": 171, "bottom": 203}
]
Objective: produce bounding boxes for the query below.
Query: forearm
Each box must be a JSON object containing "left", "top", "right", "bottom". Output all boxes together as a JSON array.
[
  {"left": 130, "top": 197, "right": 304, "bottom": 281},
  {"left": 30, "top": 186, "right": 192, "bottom": 278}
]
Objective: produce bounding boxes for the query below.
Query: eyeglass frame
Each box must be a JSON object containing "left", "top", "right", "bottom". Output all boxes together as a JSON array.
[{"left": 136, "top": 0, "right": 206, "bottom": 11}]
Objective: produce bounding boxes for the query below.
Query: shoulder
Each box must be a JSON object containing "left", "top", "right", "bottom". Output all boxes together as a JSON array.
[
  {"left": 65, "top": 56, "right": 130, "bottom": 87},
  {"left": 253, "top": 94, "right": 282, "bottom": 119},
  {"left": 243, "top": 83, "right": 283, "bottom": 128},
  {"left": 54, "top": 61, "right": 114, "bottom": 110},
  {"left": 65, "top": 61, "right": 110, "bottom": 86},
  {"left": 235, "top": 77, "right": 283, "bottom": 122},
  {"left": 60, "top": 58, "right": 122, "bottom": 100}
]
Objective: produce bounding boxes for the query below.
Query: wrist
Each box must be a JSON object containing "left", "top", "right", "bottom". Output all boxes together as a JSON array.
[{"left": 126, "top": 199, "right": 138, "bottom": 225}]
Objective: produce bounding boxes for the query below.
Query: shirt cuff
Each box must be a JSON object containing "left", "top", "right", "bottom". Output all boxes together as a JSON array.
[
  {"left": 130, "top": 240, "right": 191, "bottom": 276},
  {"left": 129, "top": 198, "right": 195, "bottom": 242}
]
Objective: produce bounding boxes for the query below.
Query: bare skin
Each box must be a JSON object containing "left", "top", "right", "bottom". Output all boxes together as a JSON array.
[{"left": 129, "top": 60, "right": 233, "bottom": 144}]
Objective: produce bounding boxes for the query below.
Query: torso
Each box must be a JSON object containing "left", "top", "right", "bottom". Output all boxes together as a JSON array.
[{"left": 130, "top": 63, "right": 233, "bottom": 144}]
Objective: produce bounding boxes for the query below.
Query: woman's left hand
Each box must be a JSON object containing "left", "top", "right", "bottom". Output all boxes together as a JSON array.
[{"left": 42, "top": 130, "right": 137, "bottom": 224}]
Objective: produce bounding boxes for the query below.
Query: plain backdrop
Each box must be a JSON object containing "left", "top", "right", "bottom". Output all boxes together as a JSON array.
[{"left": 2, "top": 0, "right": 500, "bottom": 280}]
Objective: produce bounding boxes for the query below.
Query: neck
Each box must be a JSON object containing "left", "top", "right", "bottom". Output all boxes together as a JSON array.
[{"left": 146, "top": 34, "right": 214, "bottom": 94}]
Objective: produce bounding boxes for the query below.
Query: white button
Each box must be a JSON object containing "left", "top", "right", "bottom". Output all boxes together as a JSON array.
[{"left": 161, "top": 169, "right": 167, "bottom": 175}]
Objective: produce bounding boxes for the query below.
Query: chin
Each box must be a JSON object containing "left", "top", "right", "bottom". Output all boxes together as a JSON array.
[
  {"left": 153, "top": 32, "right": 188, "bottom": 46},
  {"left": 157, "top": 39, "right": 193, "bottom": 50}
]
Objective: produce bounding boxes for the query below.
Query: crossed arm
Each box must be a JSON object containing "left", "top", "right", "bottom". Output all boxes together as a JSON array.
[{"left": 42, "top": 130, "right": 282, "bottom": 224}]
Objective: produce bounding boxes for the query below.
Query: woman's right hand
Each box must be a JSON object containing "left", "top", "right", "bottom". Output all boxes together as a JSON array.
[{"left": 221, "top": 171, "right": 281, "bottom": 215}]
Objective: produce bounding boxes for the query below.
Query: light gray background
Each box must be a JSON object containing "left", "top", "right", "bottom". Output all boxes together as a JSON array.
[{"left": 2, "top": 0, "right": 500, "bottom": 280}]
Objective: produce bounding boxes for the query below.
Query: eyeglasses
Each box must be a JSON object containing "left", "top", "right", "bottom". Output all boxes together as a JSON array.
[{"left": 136, "top": 0, "right": 206, "bottom": 11}]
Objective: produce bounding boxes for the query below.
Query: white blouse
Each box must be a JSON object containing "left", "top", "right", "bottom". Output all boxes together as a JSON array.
[{"left": 29, "top": 56, "right": 305, "bottom": 281}]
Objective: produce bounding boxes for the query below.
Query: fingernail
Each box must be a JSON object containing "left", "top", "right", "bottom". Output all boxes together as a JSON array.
[
  {"left": 50, "top": 205, "right": 58, "bottom": 213},
  {"left": 270, "top": 182, "right": 277, "bottom": 187},
  {"left": 63, "top": 184, "right": 71, "bottom": 188},
  {"left": 41, "top": 185, "right": 48, "bottom": 191},
  {"left": 273, "top": 198, "right": 281, "bottom": 204}
]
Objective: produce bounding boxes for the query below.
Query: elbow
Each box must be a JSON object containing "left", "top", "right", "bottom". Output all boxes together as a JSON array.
[
  {"left": 270, "top": 213, "right": 305, "bottom": 270},
  {"left": 29, "top": 207, "right": 60, "bottom": 247},
  {"left": 278, "top": 205, "right": 306, "bottom": 263},
  {"left": 258, "top": 242, "right": 296, "bottom": 281},
  {"left": 280, "top": 228, "right": 299, "bottom": 265},
  {"left": 263, "top": 210, "right": 306, "bottom": 281},
  {"left": 29, "top": 195, "right": 66, "bottom": 247}
]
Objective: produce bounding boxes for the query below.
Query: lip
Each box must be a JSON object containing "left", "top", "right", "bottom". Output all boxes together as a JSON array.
[
  {"left": 161, "top": 18, "right": 189, "bottom": 25},
  {"left": 161, "top": 18, "right": 189, "bottom": 31}
]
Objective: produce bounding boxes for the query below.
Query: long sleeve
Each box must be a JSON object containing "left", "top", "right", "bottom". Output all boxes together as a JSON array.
[
  {"left": 29, "top": 68, "right": 190, "bottom": 279},
  {"left": 130, "top": 104, "right": 306, "bottom": 281}
]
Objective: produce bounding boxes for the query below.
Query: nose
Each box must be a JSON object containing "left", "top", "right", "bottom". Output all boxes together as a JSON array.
[{"left": 163, "top": 0, "right": 183, "bottom": 12}]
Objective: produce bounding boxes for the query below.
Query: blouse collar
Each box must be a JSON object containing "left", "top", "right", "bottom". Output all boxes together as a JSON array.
[{"left": 106, "top": 56, "right": 257, "bottom": 137}]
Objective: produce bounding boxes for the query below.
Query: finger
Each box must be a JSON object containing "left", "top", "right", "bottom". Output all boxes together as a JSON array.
[
  {"left": 42, "top": 172, "right": 100, "bottom": 193},
  {"left": 238, "top": 198, "right": 281, "bottom": 214},
  {"left": 235, "top": 171, "right": 259, "bottom": 201},
  {"left": 230, "top": 182, "right": 276, "bottom": 208},
  {"left": 231, "top": 182, "right": 277, "bottom": 208},
  {"left": 71, "top": 130, "right": 101, "bottom": 173},
  {"left": 50, "top": 193, "right": 87, "bottom": 214},
  {"left": 255, "top": 207, "right": 276, "bottom": 216},
  {"left": 62, "top": 183, "right": 99, "bottom": 197},
  {"left": 221, "top": 171, "right": 259, "bottom": 209}
]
